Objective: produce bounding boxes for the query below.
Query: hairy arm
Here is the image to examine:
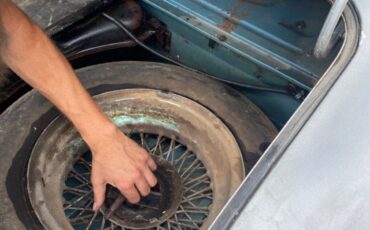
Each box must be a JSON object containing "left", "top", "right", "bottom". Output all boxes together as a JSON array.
[
  {"left": 0, "top": 13, "right": 7, "bottom": 77},
  {"left": 0, "top": 0, "right": 156, "bottom": 210}
]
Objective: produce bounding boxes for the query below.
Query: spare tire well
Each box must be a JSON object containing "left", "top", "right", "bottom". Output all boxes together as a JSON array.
[{"left": 1, "top": 62, "right": 277, "bottom": 229}]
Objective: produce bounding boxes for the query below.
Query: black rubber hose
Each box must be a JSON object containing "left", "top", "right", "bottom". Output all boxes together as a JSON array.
[{"left": 102, "top": 12, "right": 289, "bottom": 95}]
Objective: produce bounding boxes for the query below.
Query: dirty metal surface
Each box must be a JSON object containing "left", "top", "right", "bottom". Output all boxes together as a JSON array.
[
  {"left": 13, "top": 0, "right": 97, "bottom": 29},
  {"left": 54, "top": 0, "right": 150, "bottom": 59}
]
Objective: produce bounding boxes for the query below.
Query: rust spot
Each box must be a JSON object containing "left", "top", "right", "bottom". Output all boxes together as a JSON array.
[
  {"left": 217, "top": 0, "right": 252, "bottom": 33},
  {"left": 218, "top": 19, "right": 237, "bottom": 33},
  {"left": 217, "top": 35, "right": 227, "bottom": 42},
  {"left": 231, "top": 0, "right": 253, "bottom": 19},
  {"left": 217, "top": 0, "right": 279, "bottom": 33}
]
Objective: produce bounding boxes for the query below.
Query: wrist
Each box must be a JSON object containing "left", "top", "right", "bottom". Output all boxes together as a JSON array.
[{"left": 79, "top": 119, "right": 121, "bottom": 150}]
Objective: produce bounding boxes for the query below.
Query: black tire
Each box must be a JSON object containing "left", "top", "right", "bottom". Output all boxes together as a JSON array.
[{"left": 0, "top": 61, "right": 277, "bottom": 229}]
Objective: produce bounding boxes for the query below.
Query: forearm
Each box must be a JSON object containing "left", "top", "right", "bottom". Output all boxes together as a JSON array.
[
  {"left": 0, "top": 1, "right": 115, "bottom": 144},
  {"left": 0, "top": 1, "right": 157, "bottom": 207}
]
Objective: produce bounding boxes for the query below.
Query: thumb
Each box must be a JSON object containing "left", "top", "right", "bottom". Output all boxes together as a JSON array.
[{"left": 92, "top": 179, "right": 106, "bottom": 212}]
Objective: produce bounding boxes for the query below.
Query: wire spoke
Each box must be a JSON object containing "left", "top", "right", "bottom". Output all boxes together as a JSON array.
[
  {"left": 100, "top": 218, "right": 106, "bottom": 230},
  {"left": 167, "top": 221, "right": 171, "bottom": 229},
  {"left": 185, "top": 187, "right": 212, "bottom": 199},
  {"left": 69, "top": 201, "right": 94, "bottom": 223},
  {"left": 70, "top": 169, "right": 91, "bottom": 184},
  {"left": 175, "top": 151, "right": 193, "bottom": 173},
  {"left": 181, "top": 159, "right": 200, "bottom": 178},
  {"left": 85, "top": 211, "right": 98, "bottom": 230},
  {"left": 65, "top": 206, "right": 93, "bottom": 211},
  {"left": 179, "top": 205, "right": 199, "bottom": 227},
  {"left": 167, "top": 138, "right": 175, "bottom": 159},
  {"left": 181, "top": 205, "right": 210, "bottom": 212},
  {"left": 164, "top": 138, "right": 175, "bottom": 161},
  {"left": 180, "top": 199, "right": 201, "bottom": 208},
  {"left": 183, "top": 192, "right": 213, "bottom": 202},
  {"left": 182, "top": 165, "right": 206, "bottom": 184},
  {"left": 167, "top": 219, "right": 198, "bottom": 229},
  {"left": 140, "top": 132, "right": 145, "bottom": 147},
  {"left": 158, "top": 140, "right": 164, "bottom": 158},
  {"left": 64, "top": 186, "right": 90, "bottom": 196},
  {"left": 174, "top": 148, "right": 188, "bottom": 162},
  {"left": 176, "top": 209, "right": 208, "bottom": 215},
  {"left": 140, "top": 132, "right": 152, "bottom": 151},
  {"left": 169, "top": 144, "right": 183, "bottom": 162},
  {"left": 177, "top": 218, "right": 204, "bottom": 224},
  {"left": 79, "top": 157, "right": 92, "bottom": 169},
  {"left": 68, "top": 201, "right": 94, "bottom": 220},
  {"left": 64, "top": 191, "right": 93, "bottom": 210},
  {"left": 71, "top": 214, "right": 94, "bottom": 225},
  {"left": 157, "top": 225, "right": 167, "bottom": 230},
  {"left": 184, "top": 174, "right": 209, "bottom": 187},
  {"left": 151, "top": 135, "right": 164, "bottom": 154},
  {"left": 74, "top": 181, "right": 92, "bottom": 189},
  {"left": 173, "top": 213, "right": 180, "bottom": 227},
  {"left": 184, "top": 178, "right": 210, "bottom": 193}
]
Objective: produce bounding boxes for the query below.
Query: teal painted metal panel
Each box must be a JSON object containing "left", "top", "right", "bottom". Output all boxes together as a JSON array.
[
  {"left": 140, "top": 0, "right": 342, "bottom": 90},
  {"left": 139, "top": 0, "right": 343, "bottom": 127}
]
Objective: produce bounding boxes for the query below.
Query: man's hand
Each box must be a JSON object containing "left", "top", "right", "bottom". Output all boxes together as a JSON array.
[
  {"left": 0, "top": 0, "right": 158, "bottom": 211},
  {"left": 86, "top": 125, "right": 157, "bottom": 211}
]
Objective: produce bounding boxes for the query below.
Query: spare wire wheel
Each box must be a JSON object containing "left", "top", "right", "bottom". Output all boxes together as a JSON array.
[{"left": 27, "top": 89, "right": 245, "bottom": 229}]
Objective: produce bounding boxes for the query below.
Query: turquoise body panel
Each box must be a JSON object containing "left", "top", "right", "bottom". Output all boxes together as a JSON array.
[{"left": 139, "top": 0, "right": 342, "bottom": 128}]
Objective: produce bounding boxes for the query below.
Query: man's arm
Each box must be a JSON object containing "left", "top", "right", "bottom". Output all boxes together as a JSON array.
[
  {"left": 0, "top": 9, "right": 8, "bottom": 78},
  {"left": 0, "top": 0, "right": 157, "bottom": 211}
]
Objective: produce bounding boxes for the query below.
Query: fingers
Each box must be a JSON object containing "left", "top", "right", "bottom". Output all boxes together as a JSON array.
[
  {"left": 118, "top": 183, "right": 141, "bottom": 204},
  {"left": 135, "top": 177, "right": 151, "bottom": 196},
  {"left": 143, "top": 167, "right": 157, "bottom": 187},
  {"left": 89, "top": 136, "right": 159, "bottom": 206},
  {"left": 137, "top": 146, "right": 157, "bottom": 172},
  {"left": 147, "top": 156, "right": 157, "bottom": 171},
  {"left": 92, "top": 179, "right": 106, "bottom": 212},
  {"left": 134, "top": 166, "right": 158, "bottom": 196}
]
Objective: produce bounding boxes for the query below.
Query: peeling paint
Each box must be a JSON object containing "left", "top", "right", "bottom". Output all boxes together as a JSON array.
[{"left": 111, "top": 115, "right": 179, "bottom": 132}]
